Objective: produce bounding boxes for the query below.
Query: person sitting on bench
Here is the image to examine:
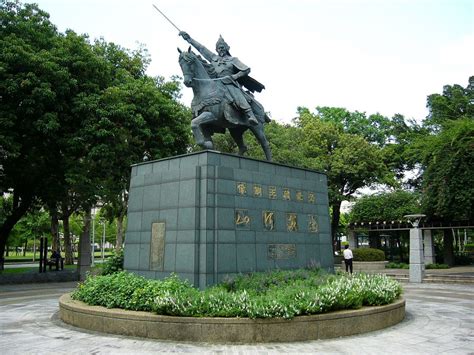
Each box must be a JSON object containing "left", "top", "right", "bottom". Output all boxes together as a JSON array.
[{"left": 48, "top": 250, "right": 64, "bottom": 270}]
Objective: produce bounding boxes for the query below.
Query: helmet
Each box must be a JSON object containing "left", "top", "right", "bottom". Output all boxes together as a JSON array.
[{"left": 215, "top": 35, "right": 230, "bottom": 53}]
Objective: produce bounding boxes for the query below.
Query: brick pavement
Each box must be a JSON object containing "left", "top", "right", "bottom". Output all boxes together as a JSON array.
[{"left": 0, "top": 281, "right": 473, "bottom": 354}]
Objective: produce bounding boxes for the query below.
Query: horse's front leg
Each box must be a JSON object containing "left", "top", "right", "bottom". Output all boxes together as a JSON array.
[{"left": 191, "top": 112, "right": 215, "bottom": 150}]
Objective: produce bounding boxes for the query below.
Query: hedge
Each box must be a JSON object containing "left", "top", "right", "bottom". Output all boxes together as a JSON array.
[{"left": 352, "top": 248, "right": 385, "bottom": 261}]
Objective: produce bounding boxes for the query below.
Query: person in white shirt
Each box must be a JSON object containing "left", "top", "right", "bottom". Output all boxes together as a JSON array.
[{"left": 343, "top": 245, "right": 353, "bottom": 274}]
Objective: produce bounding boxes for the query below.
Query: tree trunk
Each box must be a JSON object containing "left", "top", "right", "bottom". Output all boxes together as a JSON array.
[
  {"left": 443, "top": 229, "right": 455, "bottom": 266},
  {"left": 77, "top": 208, "right": 92, "bottom": 280},
  {"left": 23, "top": 239, "right": 27, "bottom": 256},
  {"left": 50, "top": 209, "right": 60, "bottom": 253},
  {"left": 115, "top": 189, "right": 128, "bottom": 252},
  {"left": 62, "top": 215, "right": 74, "bottom": 265},
  {"left": 331, "top": 201, "right": 342, "bottom": 253},
  {"left": 0, "top": 194, "right": 32, "bottom": 270},
  {"left": 115, "top": 213, "right": 124, "bottom": 252}
]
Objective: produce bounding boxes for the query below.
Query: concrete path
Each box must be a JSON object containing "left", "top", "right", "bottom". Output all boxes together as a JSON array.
[{"left": 1, "top": 281, "right": 473, "bottom": 354}]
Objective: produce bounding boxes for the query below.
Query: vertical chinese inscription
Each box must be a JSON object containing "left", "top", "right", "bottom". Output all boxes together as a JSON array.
[
  {"left": 263, "top": 211, "right": 275, "bottom": 231},
  {"left": 283, "top": 188, "right": 291, "bottom": 201},
  {"left": 287, "top": 213, "right": 298, "bottom": 232},
  {"left": 235, "top": 209, "right": 250, "bottom": 228},
  {"left": 308, "top": 215, "right": 319, "bottom": 232},
  {"left": 150, "top": 222, "right": 165, "bottom": 271},
  {"left": 308, "top": 192, "right": 316, "bottom": 203},
  {"left": 236, "top": 182, "right": 247, "bottom": 195},
  {"left": 296, "top": 191, "right": 304, "bottom": 202},
  {"left": 268, "top": 186, "right": 277, "bottom": 199},
  {"left": 253, "top": 184, "right": 262, "bottom": 197}
]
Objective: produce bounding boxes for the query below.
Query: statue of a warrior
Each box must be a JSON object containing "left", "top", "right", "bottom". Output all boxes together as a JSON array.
[{"left": 179, "top": 31, "right": 265, "bottom": 126}]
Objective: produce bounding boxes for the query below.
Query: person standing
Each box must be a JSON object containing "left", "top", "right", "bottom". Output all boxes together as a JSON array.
[{"left": 343, "top": 244, "right": 353, "bottom": 274}]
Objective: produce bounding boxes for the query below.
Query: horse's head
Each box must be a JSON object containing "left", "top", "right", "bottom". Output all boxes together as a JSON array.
[{"left": 178, "top": 47, "right": 198, "bottom": 87}]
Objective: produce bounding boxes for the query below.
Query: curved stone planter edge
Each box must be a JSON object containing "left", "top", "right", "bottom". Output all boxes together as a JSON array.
[{"left": 59, "top": 293, "right": 405, "bottom": 343}]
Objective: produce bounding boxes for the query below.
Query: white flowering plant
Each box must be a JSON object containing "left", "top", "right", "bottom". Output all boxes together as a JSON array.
[{"left": 72, "top": 270, "right": 402, "bottom": 319}]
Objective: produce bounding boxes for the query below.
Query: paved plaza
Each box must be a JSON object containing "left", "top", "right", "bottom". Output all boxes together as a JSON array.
[{"left": 0, "top": 280, "right": 473, "bottom": 354}]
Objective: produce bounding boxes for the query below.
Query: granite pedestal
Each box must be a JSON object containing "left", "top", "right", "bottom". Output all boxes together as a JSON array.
[{"left": 124, "top": 151, "right": 333, "bottom": 288}]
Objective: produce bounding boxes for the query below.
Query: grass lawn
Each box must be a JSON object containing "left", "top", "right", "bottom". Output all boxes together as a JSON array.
[
  {"left": 0, "top": 264, "right": 100, "bottom": 275},
  {"left": 5, "top": 251, "right": 113, "bottom": 263}
]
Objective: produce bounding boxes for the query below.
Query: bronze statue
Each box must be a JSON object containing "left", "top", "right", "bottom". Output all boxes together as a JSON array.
[
  {"left": 178, "top": 32, "right": 272, "bottom": 161},
  {"left": 180, "top": 31, "right": 262, "bottom": 126}
]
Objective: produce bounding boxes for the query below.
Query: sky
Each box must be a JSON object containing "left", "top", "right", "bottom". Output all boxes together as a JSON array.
[{"left": 31, "top": 0, "right": 474, "bottom": 124}]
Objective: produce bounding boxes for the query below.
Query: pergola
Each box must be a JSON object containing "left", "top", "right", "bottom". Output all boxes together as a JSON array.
[
  {"left": 348, "top": 220, "right": 472, "bottom": 231},
  {"left": 346, "top": 219, "right": 473, "bottom": 283}
]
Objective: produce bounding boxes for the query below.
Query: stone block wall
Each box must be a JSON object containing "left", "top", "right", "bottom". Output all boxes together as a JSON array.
[{"left": 124, "top": 151, "right": 333, "bottom": 288}]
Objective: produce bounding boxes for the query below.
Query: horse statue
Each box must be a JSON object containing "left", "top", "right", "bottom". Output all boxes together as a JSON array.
[{"left": 178, "top": 48, "right": 272, "bottom": 161}]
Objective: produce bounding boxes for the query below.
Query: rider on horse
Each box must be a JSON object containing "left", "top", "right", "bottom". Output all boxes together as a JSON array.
[{"left": 179, "top": 31, "right": 264, "bottom": 126}]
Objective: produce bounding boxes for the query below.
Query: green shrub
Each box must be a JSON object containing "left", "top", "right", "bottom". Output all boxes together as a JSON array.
[
  {"left": 353, "top": 248, "right": 385, "bottom": 261},
  {"left": 73, "top": 272, "right": 193, "bottom": 311},
  {"left": 101, "top": 250, "right": 124, "bottom": 275},
  {"left": 464, "top": 243, "right": 474, "bottom": 252},
  {"left": 385, "top": 262, "right": 409, "bottom": 269},
  {"left": 426, "top": 263, "right": 450, "bottom": 269},
  {"left": 72, "top": 269, "right": 402, "bottom": 319},
  {"left": 221, "top": 268, "right": 325, "bottom": 294}
]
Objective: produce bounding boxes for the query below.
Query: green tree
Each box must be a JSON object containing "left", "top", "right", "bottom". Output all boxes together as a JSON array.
[
  {"left": 244, "top": 120, "right": 306, "bottom": 166},
  {"left": 418, "top": 77, "right": 474, "bottom": 265},
  {"left": 297, "top": 109, "right": 395, "bottom": 250},
  {"left": 8, "top": 209, "right": 50, "bottom": 256},
  {"left": 420, "top": 119, "right": 474, "bottom": 222},
  {"left": 0, "top": 1, "right": 191, "bottom": 268},
  {"left": 0, "top": 1, "right": 67, "bottom": 268},
  {"left": 349, "top": 190, "right": 421, "bottom": 223},
  {"left": 425, "top": 77, "right": 474, "bottom": 129},
  {"left": 310, "top": 106, "right": 392, "bottom": 147}
]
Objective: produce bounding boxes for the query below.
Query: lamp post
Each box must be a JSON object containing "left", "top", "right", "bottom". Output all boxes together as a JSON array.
[
  {"left": 101, "top": 219, "right": 106, "bottom": 262},
  {"left": 32, "top": 235, "right": 36, "bottom": 262},
  {"left": 91, "top": 213, "right": 95, "bottom": 267},
  {"left": 404, "top": 214, "right": 426, "bottom": 283}
]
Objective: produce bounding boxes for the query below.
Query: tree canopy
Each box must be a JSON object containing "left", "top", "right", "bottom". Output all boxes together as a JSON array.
[
  {"left": 0, "top": 1, "right": 191, "bottom": 268},
  {"left": 349, "top": 190, "right": 421, "bottom": 223},
  {"left": 418, "top": 77, "right": 474, "bottom": 222},
  {"left": 420, "top": 119, "right": 474, "bottom": 222}
]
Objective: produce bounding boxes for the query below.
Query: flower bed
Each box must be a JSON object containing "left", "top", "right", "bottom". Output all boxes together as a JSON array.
[
  {"left": 71, "top": 269, "right": 402, "bottom": 319},
  {"left": 62, "top": 269, "right": 404, "bottom": 342},
  {"left": 60, "top": 294, "right": 405, "bottom": 342}
]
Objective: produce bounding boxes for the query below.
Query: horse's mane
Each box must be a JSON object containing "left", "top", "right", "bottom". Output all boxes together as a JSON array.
[
  {"left": 181, "top": 50, "right": 217, "bottom": 79},
  {"left": 196, "top": 54, "right": 217, "bottom": 79}
]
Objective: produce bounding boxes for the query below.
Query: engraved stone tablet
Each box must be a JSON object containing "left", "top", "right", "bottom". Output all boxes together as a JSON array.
[
  {"left": 268, "top": 244, "right": 297, "bottom": 260},
  {"left": 150, "top": 222, "right": 165, "bottom": 271}
]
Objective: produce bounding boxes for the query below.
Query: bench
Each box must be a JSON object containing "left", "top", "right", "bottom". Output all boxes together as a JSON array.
[{"left": 46, "top": 257, "right": 64, "bottom": 271}]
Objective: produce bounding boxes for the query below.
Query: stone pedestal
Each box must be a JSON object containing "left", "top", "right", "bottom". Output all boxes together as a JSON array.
[
  {"left": 124, "top": 151, "right": 333, "bottom": 288},
  {"left": 409, "top": 227, "right": 425, "bottom": 283},
  {"left": 423, "top": 229, "right": 435, "bottom": 264}
]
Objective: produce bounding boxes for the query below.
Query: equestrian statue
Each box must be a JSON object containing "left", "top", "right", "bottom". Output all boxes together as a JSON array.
[
  {"left": 152, "top": 4, "right": 272, "bottom": 161},
  {"left": 178, "top": 32, "right": 272, "bottom": 161}
]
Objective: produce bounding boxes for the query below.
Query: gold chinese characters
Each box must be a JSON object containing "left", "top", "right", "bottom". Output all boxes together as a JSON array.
[{"left": 236, "top": 182, "right": 316, "bottom": 203}]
